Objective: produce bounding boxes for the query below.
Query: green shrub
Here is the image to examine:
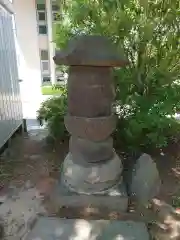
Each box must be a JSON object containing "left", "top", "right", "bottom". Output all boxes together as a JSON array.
[
  {"left": 114, "top": 109, "right": 180, "bottom": 153},
  {"left": 37, "top": 87, "right": 68, "bottom": 140},
  {"left": 113, "top": 68, "right": 180, "bottom": 152},
  {"left": 52, "top": 0, "right": 180, "bottom": 153}
]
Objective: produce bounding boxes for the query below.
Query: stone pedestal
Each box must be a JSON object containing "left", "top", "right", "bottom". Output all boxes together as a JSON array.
[{"left": 53, "top": 35, "right": 129, "bottom": 210}]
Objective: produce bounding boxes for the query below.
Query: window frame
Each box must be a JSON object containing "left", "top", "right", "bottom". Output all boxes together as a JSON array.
[
  {"left": 37, "top": 3, "right": 46, "bottom": 11},
  {"left": 40, "top": 49, "right": 49, "bottom": 61},
  {"left": 42, "top": 75, "right": 51, "bottom": 83},
  {"left": 38, "top": 24, "right": 47, "bottom": 35},
  {"left": 52, "top": 4, "right": 59, "bottom": 11},
  {"left": 41, "top": 60, "right": 50, "bottom": 73},
  {"left": 37, "top": 11, "right": 46, "bottom": 21}
]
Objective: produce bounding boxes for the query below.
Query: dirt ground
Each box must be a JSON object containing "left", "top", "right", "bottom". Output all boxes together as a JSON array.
[
  {"left": 155, "top": 141, "right": 180, "bottom": 207},
  {"left": 0, "top": 130, "right": 180, "bottom": 218}
]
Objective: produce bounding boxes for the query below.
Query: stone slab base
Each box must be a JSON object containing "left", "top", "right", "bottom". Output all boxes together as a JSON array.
[
  {"left": 50, "top": 180, "right": 128, "bottom": 212},
  {"left": 25, "top": 217, "right": 150, "bottom": 240}
]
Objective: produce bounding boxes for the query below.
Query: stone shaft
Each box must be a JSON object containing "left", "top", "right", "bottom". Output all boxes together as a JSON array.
[
  {"left": 68, "top": 66, "right": 114, "bottom": 117},
  {"left": 69, "top": 137, "right": 113, "bottom": 164}
]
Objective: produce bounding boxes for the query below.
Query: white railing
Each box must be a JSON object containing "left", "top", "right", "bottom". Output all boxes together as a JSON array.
[{"left": 0, "top": 4, "right": 23, "bottom": 149}]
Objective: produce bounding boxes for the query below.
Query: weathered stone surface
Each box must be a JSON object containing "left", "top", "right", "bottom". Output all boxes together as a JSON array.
[
  {"left": 52, "top": 180, "right": 128, "bottom": 212},
  {"left": 130, "top": 153, "right": 161, "bottom": 204},
  {"left": 53, "top": 35, "right": 129, "bottom": 67},
  {"left": 68, "top": 66, "right": 114, "bottom": 117},
  {"left": 54, "top": 35, "right": 128, "bottom": 198},
  {"left": 68, "top": 66, "right": 113, "bottom": 85},
  {"left": 26, "top": 217, "right": 150, "bottom": 240},
  {"left": 61, "top": 152, "right": 123, "bottom": 194},
  {"left": 0, "top": 186, "right": 45, "bottom": 239},
  {"left": 69, "top": 137, "right": 113, "bottom": 163},
  {"left": 68, "top": 83, "right": 113, "bottom": 117},
  {"left": 64, "top": 115, "right": 116, "bottom": 142}
]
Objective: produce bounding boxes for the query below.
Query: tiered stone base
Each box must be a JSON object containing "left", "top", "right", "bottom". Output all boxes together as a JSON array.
[
  {"left": 51, "top": 178, "right": 128, "bottom": 212},
  {"left": 25, "top": 217, "right": 150, "bottom": 240},
  {"left": 62, "top": 151, "right": 123, "bottom": 194},
  {"left": 50, "top": 150, "right": 128, "bottom": 212}
]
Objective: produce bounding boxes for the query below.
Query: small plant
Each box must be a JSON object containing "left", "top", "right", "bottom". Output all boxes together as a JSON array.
[
  {"left": 172, "top": 195, "right": 180, "bottom": 208},
  {"left": 37, "top": 86, "right": 68, "bottom": 141}
]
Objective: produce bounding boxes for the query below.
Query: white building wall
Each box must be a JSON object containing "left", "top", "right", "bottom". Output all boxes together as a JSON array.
[
  {"left": 13, "top": 0, "right": 41, "bottom": 101},
  {"left": 38, "top": 35, "right": 48, "bottom": 49}
]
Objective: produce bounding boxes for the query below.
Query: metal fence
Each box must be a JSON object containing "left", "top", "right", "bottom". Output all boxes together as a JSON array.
[{"left": 0, "top": 4, "right": 23, "bottom": 149}]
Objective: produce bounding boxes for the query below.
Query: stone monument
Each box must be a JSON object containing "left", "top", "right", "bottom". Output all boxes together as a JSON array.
[
  {"left": 54, "top": 36, "right": 127, "bottom": 194},
  {"left": 53, "top": 35, "right": 129, "bottom": 209}
]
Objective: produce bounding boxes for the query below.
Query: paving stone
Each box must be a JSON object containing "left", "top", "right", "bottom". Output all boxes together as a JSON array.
[
  {"left": 130, "top": 153, "right": 161, "bottom": 205},
  {"left": 25, "top": 217, "right": 150, "bottom": 240},
  {"left": 0, "top": 187, "right": 45, "bottom": 238}
]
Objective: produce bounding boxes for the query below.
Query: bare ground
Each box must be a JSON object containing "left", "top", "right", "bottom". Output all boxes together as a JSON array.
[{"left": 0, "top": 131, "right": 180, "bottom": 219}]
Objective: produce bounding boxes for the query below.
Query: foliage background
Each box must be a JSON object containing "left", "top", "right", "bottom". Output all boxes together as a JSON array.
[
  {"left": 41, "top": 0, "right": 180, "bottom": 152},
  {"left": 37, "top": 86, "right": 69, "bottom": 141}
]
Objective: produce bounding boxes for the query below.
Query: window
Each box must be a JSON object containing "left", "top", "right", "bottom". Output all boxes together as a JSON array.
[
  {"left": 38, "top": 25, "right": 47, "bottom": 34},
  {"left": 40, "top": 50, "right": 49, "bottom": 73},
  {"left": 52, "top": 4, "right": 59, "bottom": 11},
  {"left": 42, "top": 61, "right": 49, "bottom": 72},
  {"left": 56, "top": 72, "right": 66, "bottom": 83},
  {"left": 37, "top": 4, "right": 45, "bottom": 10},
  {"left": 57, "top": 77, "right": 63, "bottom": 82},
  {"left": 38, "top": 12, "right": 46, "bottom": 21},
  {"left": 40, "top": 50, "right": 49, "bottom": 60},
  {"left": 43, "top": 76, "right": 51, "bottom": 82}
]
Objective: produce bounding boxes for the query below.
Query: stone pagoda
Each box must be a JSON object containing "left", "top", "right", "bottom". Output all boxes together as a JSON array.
[{"left": 52, "top": 35, "right": 129, "bottom": 211}]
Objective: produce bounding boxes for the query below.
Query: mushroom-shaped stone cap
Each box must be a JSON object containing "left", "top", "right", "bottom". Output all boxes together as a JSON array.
[{"left": 53, "top": 35, "right": 129, "bottom": 67}]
